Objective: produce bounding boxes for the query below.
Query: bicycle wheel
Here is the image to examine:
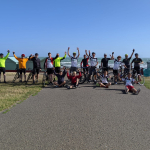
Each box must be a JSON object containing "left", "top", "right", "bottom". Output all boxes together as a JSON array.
[
  {"left": 26, "top": 72, "right": 32, "bottom": 84},
  {"left": 139, "top": 75, "right": 145, "bottom": 85},
  {"left": 12, "top": 72, "right": 18, "bottom": 82},
  {"left": 79, "top": 72, "right": 86, "bottom": 84},
  {"left": 107, "top": 72, "right": 114, "bottom": 82}
]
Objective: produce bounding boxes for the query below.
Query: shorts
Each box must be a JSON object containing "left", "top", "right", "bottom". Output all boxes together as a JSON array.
[
  {"left": 126, "top": 85, "right": 134, "bottom": 91},
  {"left": 134, "top": 67, "right": 140, "bottom": 75},
  {"left": 103, "top": 83, "right": 108, "bottom": 85},
  {"left": 32, "top": 68, "right": 40, "bottom": 75},
  {"left": 47, "top": 68, "right": 54, "bottom": 75},
  {"left": 83, "top": 67, "right": 89, "bottom": 72},
  {"left": 20, "top": 69, "right": 26, "bottom": 75},
  {"left": 0, "top": 67, "right": 5, "bottom": 74},
  {"left": 113, "top": 70, "right": 119, "bottom": 75},
  {"left": 89, "top": 67, "right": 96, "bottom": 75},
  {"left": 55, "top": 67, "right": 61, "bottom": 73},
  {"left": 71, "top": 82, "right": 78, "bottom": 87},
  {"left": 70, "top": 67, "right": 77, "bottom": 73},
  {"left": 103, "top": 67, "right": 108, "bottom": 72}
]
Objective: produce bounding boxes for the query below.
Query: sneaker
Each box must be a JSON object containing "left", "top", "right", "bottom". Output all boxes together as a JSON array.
[
  {"left": 67, "top": 86, "right": 70, "bottom": 89},
  {"left": 115, "top": 82, "right": 117, "bottom": 85},
  {"left": 36, "top": 80, "right": 38, "bottom": 83},
  {"left": 4, "top": 81, "right": 7, "bottom": 83},
  {"left": 55, "top": 85, "right": 58, "bottom": 88},
  {"left": 125, "top": 86, "right": 128, "bottom": 94},
  {"left": 19, "top": 80, "right": 22, "bottom": 82},
  {"left": 136, "top": 88, "right": 141, "bottom": 95},
  {"left": 33, "top": 81, "right": 35, "bottom": 84},
  {"left": 75, "top": 85, "right": 78, "bottom": 88}
]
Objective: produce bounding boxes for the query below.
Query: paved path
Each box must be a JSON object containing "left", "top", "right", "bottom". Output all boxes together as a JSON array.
[{"left": 0, "top": 83, "right": 150, "bottom": 150}]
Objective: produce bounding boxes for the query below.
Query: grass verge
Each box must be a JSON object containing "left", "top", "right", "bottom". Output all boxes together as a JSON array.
[{"left": 144, "top": 77, "right": 150, "bottom": 89}]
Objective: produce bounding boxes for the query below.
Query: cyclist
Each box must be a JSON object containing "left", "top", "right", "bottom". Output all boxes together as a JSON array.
[
  {"left": 68, "top": 47, "right": 80, "bottom": 73},
  {"left": 123, "top": 49, "right": 135, "bottom": 76},
  {"left": 0, "top": 50, "right": 10, "bottom": 83},
  {"left": 29, "top": 53, "right": 41, "bottom": 84},
  {"left": 44, "top": 52, "right": 58, "bottom": 85},
  {"left": 13, "top": 52, "right": 29, "bottom": 82},
  {"left": 122, "top": 73, "right": 141, "bottom": 95},
  {"left": 80, "top": 50, "right": 89, "bottom": 74},
  {"left": 113, "top": 56, "right": 124, "bottom": 84},
  {"left": 53, "top": 67, "right": 67, "bottom": 87},
  {"left": 66, "top": 69, "right": 82, "bottom": 89},
  {"left": 96, "top": 71, "right": 111, "bottom": 88},
  {"left": 101, "top": 52, "right": 114, "bottom": 73},
  {"left": 88, "top": 50, "right": 98, "bottom": 81},
  {"left": 131, "top": 53, "right": 143, "bottom": 82}
]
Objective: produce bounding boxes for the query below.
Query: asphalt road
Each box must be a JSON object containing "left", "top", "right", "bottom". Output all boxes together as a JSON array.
[{"left": 0, "top": 83, "right": 150, "bottom": 150}]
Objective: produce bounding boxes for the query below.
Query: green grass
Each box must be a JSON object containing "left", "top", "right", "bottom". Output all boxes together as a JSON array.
[
  {"left": 144, "top": 77, "right": 150, "bottom": 89},
  {"left": 0, "top": 82, "right": 42, "bottom": 112}
]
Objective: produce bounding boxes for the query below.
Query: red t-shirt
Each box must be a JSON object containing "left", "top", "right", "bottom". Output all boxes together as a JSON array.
[{"left": 67, "top": 72, "right": 82, "bottom": 84}]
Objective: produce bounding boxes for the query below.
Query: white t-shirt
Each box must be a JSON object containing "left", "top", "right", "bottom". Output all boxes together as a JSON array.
[
  {"left": 122, "top": 78, "right": 135, "bottom": 86},
  {"left": 113, "top": 59, "right": 122, "bottom": 70},
  {"left": 89, "top": 56, "right": 98, "bottom": 67},
  {"left": 101, "top": 75, "right": 108, "bottom": 84},
  {"left": 70, "top": 56, "right": 78, "bottom": 67}
]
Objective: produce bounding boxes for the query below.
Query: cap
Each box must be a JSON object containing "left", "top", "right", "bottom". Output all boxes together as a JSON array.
[
  {"left": 104, "top": 53, "right": 107, "bottom": 56},
  {"left": 0, "top": 53, "right": 3, "bottom": 55},
  {"left": 135, "top": 53, "right": 138, "bottom": 55},
  {"left": 35, "top": 53, "right": 38, "bottom": 55},
  {"left": 92, "top": 52, "right": 95, "bottom": 54},
  {"left": 125, "top": 54, "right": 128, "bottom": 56}
]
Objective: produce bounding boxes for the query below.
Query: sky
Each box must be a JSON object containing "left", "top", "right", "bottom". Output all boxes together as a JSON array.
[{"left": 0, "top": 0, "right": 150, "bottom": 58}]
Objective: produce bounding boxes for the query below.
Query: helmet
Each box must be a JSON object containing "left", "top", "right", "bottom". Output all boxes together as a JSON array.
[
  {"left": 73, "top": 52, "right": 76, "bottom": 54},
  {"left": 22, "top": 54, "right": 25, "bottom": 57},
  {"left": 0, "top": 53, "right": 3, "bottom": 56},
  {"left": 125, "top": 54, "right": 128, "bottom": 56},
  {"left": 104, "top": 53, "right": 107, "bottom": 56},
  {"left": 92, "top": 52, "right": 95, "bottom": 54},
  {"left": 35, "top": 53, "right": 38, "bottom": 55},
  {"left": 135, "top": 53, "right": 138, "bottom": 55}
]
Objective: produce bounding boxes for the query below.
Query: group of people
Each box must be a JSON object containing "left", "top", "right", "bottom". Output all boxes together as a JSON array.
[{"left": 0, "top": 48, "right": 143, "bottom": 94}]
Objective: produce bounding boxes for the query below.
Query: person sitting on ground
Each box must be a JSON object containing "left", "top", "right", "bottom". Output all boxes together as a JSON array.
[
  {"left": 80, "top": 50, "right": 89, "bottom": 74},
  {"left": 96, "top": 71, "right": 111, "bottom": 88},
  {"left": 67, "top": 69, "right": 82, "bottom": 89},
  {"left": 13, "top": 51, "right": 30, "bottom": 82},
  {"left": 122, "top": 73, "right": 141, "bottom": 95},
  {"left": 0, "top": 50, "right": 10, "bottom": 83},
  {"left": 44, "top": 52, "right": 58, "bottom": 85},
  {"left": 68, "top": 47, "right": 80, "bottom": 73},
  {"left": 53, "top": 67, "right": 67, "bottom": 87},
  {"left": 29, "top": 53, "right": 41, "bottom": 84}
]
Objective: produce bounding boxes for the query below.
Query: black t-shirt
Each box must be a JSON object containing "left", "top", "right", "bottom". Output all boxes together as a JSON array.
[
  {"left": 30, "top": 57, "right": 41, "bottom": 69},
  {"left": 123, "top": 57, "right": 131, "bottom": 68},
  {"left": 101, "top": 58, "right": 111, "bottom": 67},
  {"left": 81, "top": 58, "right": 89, "bottom": 67},
  {"left": 131, "top": 58, "right": 143, "bottom": 68}
]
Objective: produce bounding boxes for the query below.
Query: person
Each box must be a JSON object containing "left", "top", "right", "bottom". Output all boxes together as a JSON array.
[
  {"left": 68, "top": 47, "right": 80, "bottom": 73},
  {"left": 53, "top": 52, "right": 67, "bottom": 81},
  {"left": 131, "top": 53, "right": 143, "bottom": 81},
  {"left": 53, "top": 67, "right": 67, "bottom": 87},
  {"left": 88, "top": 50, "right": 98, "bottom": 81},
  {"left": 113, "top": 56, "right": 123, "bottom": 84},
  {"left": 13, "top": 51, "right": 29, "bottom": 82},
  {"left": 80, "top": 50, "right": 89, "bottom": 74},
  {"left": 123, "top": 49, "right": 135, "bottom": 75},
  {"left": 96, "top": 71, "right": 111, "bottom": 88},
  {"left": 29, "top": 53, "right": 41, "bottom": 84},
  {"left": 122, "top": 73, "right": 141, "bottom": 95},
  {"left": 66, "top": 69, "right": 82, "bottom": 89},
  {"left": 101, "top": 52, "right": 114, "bottom": 73},
  {"left": 44, "top": 52, "right": 58, "bottom": 85},
  {"left": 0, "top": 50, "right": 10, "bottom": 83}
]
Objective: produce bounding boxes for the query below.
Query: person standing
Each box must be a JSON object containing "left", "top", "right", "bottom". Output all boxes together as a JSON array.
[
  {"left": 0, "top": 50, "right": 10, "bottom": 83},
  {"left": 13, "top": 51, "right": 29, "bottom": 82},
  {"left": 68, "top": 47, "right": 80, "bottom": 73},
  {"left": 29, "top": 53, "right": 41, "bottom": 84}
]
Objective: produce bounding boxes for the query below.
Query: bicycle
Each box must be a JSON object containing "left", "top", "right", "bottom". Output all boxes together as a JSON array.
[
  {"left": 131, "top": 68, "right": 145, "bottom": 86},
  {"left": 26, "top": 68, "right": 33, "bottom": 84},
  {"left": 42, "top": 71, "right": 48, "bottom": 87},
  {"left": 12, "top": 69, "right": 20, "bottom": 82}
]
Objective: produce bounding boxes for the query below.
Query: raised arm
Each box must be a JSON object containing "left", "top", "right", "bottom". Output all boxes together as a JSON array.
[
  {"left": 130, "top": 49, "right": 135, "bottom": 58},
  {"left": 4, "top": 50, "right": 10, "bottom": 60},
  {"left": 13, "top": 51, "right": 19, "bottom": 60},
  {"left": 111, "top": 52, "right": 114, "bottom": 60},
  {"left": 67, "top": 47, "right": 71, "bottom": 57},
  {"left": 77, "top": 47, "right": 80, "bottom": 58},
  {"left": 85, "top": 50, "right": 89, "bottom": 57},
  {"left": 60, "top": 52, "right": 67, "bottom": 60}
]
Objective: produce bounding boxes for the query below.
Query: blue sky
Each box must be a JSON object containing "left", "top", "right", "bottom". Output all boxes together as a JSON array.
[{"left": 0, "top": 0, "right": 150, "bottom": 58}]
